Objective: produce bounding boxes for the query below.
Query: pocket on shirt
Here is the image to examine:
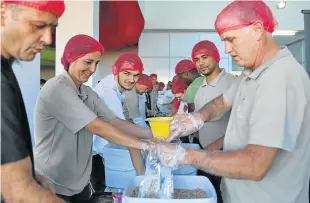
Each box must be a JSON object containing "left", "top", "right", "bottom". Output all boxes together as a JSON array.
[{"left": 236, "top": 97, "right": 253, "bottom": 128}]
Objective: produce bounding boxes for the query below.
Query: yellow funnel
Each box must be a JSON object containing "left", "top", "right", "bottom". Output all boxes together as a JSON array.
[{"left": 146, "top": 117, "right": 174, "bottom": 139}]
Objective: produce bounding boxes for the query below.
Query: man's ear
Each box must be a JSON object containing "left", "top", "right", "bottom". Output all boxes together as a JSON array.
[
  {"left": 252, "top": 21, "right": 264, "bottom": 41},
  {"left": 1, "top": 2, "right": 8, "bottom": 27}
]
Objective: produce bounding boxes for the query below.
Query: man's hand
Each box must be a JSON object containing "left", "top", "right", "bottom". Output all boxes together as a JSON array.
[
  {"left": 36, "top": 174, "right": 55, "bottom": 194},
  {"left": 168, "top": 113, "right": 204, "bottom": 142},
  {"left": 154, "top": 143, "right": 186, "bottom": 169},
  {"left": 1, "top": 157, "right": 65, "bottom": 203}
]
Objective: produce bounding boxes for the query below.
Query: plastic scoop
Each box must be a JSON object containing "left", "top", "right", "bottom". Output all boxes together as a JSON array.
[{"left": 146, "top": 117, "right": 174, "bottom": 140}]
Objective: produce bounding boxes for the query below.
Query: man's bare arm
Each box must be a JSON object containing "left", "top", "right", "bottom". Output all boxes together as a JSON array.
[
  {"left": 205, "top": 136, "right": 224, "bottom": 151},
  {"left": 86, "top": 118, "right": 147, "bottom": 150},
  {"left": 199, "top": 95, "right": 231, "bottom": 122},
  {"left": 109, "top": 118, "right": 153, "bottom": 139},
  {"left": 1, "top": 157, "right": 65, "bottom": 203},
  {"left": 128, "top": 148, "right": 145, "bottom": 175},
  {"left": 185, "top": 145, "right": 277, "bottom": 180}
]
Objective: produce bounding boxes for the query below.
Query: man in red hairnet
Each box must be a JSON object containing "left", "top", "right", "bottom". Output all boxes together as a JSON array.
[
  {"left": 192, "top": 40, "right": 237, "bottom": 203},
  {"left": 123, "top": 74, "right": 153, "bottom": 129},
  {"left": 156, "top": 1, "right": 310, "bottom": 202},
  {"left": 168, "top": 75, "right": 188, "bottom": 117},
  {"left": 93, "top": 52, "right": 153, "bottom": 177},
  {"left": 175, "top": 59, "right": 204, "bottom": 113},
  {"left": 158, "top": 82, "right": 165, "bottom": 92},
  {"left": 1, "top": 1, "right": 66, "bottom": 202}
]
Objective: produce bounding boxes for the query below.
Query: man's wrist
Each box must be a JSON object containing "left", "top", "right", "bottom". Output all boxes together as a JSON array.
[{"left": 184, "top": 148, "right": 195, "bottom": 165}]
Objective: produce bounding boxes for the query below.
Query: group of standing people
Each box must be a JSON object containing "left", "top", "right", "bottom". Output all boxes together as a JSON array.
[{"left": 1, "top": 1, "right": 310, "bottom": 203}]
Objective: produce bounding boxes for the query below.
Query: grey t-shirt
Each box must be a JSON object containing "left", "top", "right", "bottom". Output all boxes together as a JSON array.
[
  {"left": 33, "top": 72, "right": 116, "bottom": 196},
  {"left": 194, "top": 69, "right": 237, "bottom": 148},
  {"left": 221, "top": 47, "right": 310, "bottom": 203},
  {"left": 150, "top": 88, "right": 158, "bottom": 115},
  {"left": 123, "top": 87, "right": 140, "bottom": 120}
]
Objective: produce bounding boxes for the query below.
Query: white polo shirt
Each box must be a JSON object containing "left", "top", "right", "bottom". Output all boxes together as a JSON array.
[{"left": 92, "top": 74, "right": 126, "bottom": 155}]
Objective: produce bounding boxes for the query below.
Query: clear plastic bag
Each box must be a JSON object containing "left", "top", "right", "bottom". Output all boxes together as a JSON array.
[
  {"left": 138, "top": 148, "right": 160, "bottom": 198},
  {"left": 139, "top": 143, "right": 174, "bottom": 199}
]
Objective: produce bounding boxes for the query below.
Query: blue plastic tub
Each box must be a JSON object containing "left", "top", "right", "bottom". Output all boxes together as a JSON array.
[
  {"left": 102, "top": 143, "right": 137, "bottom": 189},
  {"left": 122, "top": 175, "right": 217, "bottom": 203},
  {"left": 173, "top": 144, "right": 200, "bottom": 176}
]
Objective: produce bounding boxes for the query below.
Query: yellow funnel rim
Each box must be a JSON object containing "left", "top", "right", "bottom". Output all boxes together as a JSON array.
[
  {"left": 146, "top": 117, "right": 174, "bottom": 122},
  {"left": 146, "top": 117, "right": 173, "bottom": 139}
]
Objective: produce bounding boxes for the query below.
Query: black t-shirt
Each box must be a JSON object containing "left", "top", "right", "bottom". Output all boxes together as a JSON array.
[{"left": 1, "top": 56, "right": 36, "bottom": 201}]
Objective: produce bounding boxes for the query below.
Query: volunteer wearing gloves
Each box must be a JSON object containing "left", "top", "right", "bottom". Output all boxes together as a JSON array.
[
  {"left": 175, "top": 59, "right": 205, "bottom": 113},
  {"left": 1, "top": 1, "right": 66, "bottom": 203},
  {"left": 123, "top": 74, "right": 153, "bottom": 128},
  {"left": 93, "top": 52, "right": 153, "bottom": 176},
  {"left": 156, "top": 1, "right": 310, "bottom": 203},
  {"left": 33, "top": 35, "right": 151, "bottom": 203}
]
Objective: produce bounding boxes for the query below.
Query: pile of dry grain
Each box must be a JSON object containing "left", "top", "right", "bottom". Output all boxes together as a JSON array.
[{"left": 131, "top": 187, "right": 208, "bottom": 199}]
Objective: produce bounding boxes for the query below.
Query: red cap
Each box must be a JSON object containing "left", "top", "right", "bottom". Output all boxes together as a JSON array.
[
  {"left": 112, "top": 52, "right": 144, "bottom": 75},
  {"left": 4, "top": 0, "right": 65, "bottom": 18},
  {"left": 150, "top": 73, "right": 157, "bottom": 79},
  {"left": 192, "top": 40, "right": 220, "bottom": 63},
  {"left": 158, "top": 82, "right": 165, "bottom": 88},
  {"left": 61, "top": 34, "right": 104, "bottom": 71},
  {"left": 175, "top": 59, "right": 196, "bottom": 74},
  {"left": 136, "top": 74, "right": 153, "bottom": 89},
  {"left": 215, "top": 0, "right": 278, "bottom": 35},
  {"left": 171, "top": 75, "right": 187, "bottom": 94}
]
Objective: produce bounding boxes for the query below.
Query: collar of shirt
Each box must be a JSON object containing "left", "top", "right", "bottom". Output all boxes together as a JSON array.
[
  {"left": 1, "top": 56, "right": 14, "bottom": 67},
  {"left": 96, "top": 74, "right": 125, "bottom": 102},
  {"left": 203, "top": 68, "right": 227, "bottom": 87},
  {"left": 247, "top": 47, "right": 292, "bottom": 80},
  {"left": 62, "top": 71, "right": 88, "bottom": 101}
]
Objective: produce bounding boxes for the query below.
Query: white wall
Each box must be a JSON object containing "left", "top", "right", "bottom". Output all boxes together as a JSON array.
[
  {"left": 287, "top": 38, "right": 306, "bottom": 68},
  {"left": 13, "top": 55, "right": 40, "bottom": 145},
  {"left": 138, "top": 31, "right": 231, "bottom": 83},
  {"left": 143, "top": 1, "right": 309, "bottom": 31}
]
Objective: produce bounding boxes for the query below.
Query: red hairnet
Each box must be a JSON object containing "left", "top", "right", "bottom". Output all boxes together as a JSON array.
[
  {"left": 215, "top": 0, "right": 278, "bottom": 35},
  {"left": 171, "top": 75, "right": 187, "bottom": 94},
  {"left": 192, "top": 40, "right": 220, "bottom": 63},
  {"left": 150, "top": 73, "right": 157, "bottom": 79},
  {"left": 158, "top": 82, "right": 165, "bottom": 88},
  {"left": 61, "top": 34, "right": 104, "bottom": 71},
  {"left": 175, "top": 59, "right": 196, "bottom": 74},
  {"left": 136, "top": 74, "right": 153, "bottom": 89},
  {"left": 112, "top": 52, "right": 144, "bottom": 75},
  {"left": 4, "top": 0, "right": 65, "bottom": 18}
]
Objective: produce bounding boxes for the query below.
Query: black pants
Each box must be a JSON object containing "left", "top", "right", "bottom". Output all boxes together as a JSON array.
[
  {"left": 90, "top": 154, "right": 106, "bottom": 193},
  {"left": 198, "top": 170, "right": 223, "bottom": 203},
  {"left": 57, "top": 184, "right": 93, "bottom": 203}
]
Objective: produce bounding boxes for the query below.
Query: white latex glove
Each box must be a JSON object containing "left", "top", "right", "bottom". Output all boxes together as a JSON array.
[
  {"left": 167, "top": 113, "right": 204, "bottom": 142},
  {"left": 155, "top": 143, "right": 186, "bottom": 169}
]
